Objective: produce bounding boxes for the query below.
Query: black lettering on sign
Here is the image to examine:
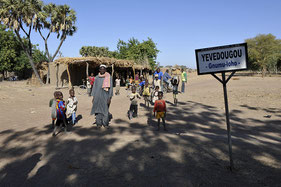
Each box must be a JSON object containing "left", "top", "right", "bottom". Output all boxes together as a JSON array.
[{"left": 201, "top": 49, "right": 243, "bottom": 62}]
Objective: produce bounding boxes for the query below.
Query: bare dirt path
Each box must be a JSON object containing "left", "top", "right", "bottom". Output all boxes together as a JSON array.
[{"left": 0, "top": 74, "right": 280, "bottom": 186}]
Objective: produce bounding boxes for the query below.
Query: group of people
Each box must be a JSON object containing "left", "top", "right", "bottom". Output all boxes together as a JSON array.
[
  {"left": 49, "top": 65, "right": 188, "bottom": 135},
  {"left": 49, "top": 89, "right": 78, "bottom": 136}
]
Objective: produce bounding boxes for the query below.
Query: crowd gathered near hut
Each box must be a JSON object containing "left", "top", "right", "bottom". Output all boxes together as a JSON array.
[{"left": 50, "top": 63, "right": 188, "bottom": 137}]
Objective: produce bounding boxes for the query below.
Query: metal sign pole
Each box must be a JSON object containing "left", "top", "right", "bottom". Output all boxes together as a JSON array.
[{"left": 212, "top": 71, "right": 236, "bottom": 171}]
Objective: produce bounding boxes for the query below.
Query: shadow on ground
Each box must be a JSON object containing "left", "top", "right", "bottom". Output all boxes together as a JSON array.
[{"left": 0, "top": 101, "right": 280, "bottom": 186}]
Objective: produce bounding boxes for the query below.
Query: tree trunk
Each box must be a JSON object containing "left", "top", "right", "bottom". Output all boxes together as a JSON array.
[
  {"left": 27, "top": 53, "right": 44, "bottom": 85},
  {"left": 262, "top": 65, "right": 266, "bottom": 78},
  {"left": 46, "top": 63, "right": 50, "bottom": 84},
  {"left": 15, "top": 31, "right": 43, "bottom": 85}
]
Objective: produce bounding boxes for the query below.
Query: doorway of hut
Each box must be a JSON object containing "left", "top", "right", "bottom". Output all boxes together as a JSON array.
[{"left": 68, "top": 64, "right": 134, "bottom": 87}]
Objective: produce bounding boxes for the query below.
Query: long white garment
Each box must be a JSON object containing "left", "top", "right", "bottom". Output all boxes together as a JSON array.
[
  {"left": 153, "top": 79, "right": 161, "bottom": 91},
  {"left": 152, "top": 91, "right": 159, "bottom": 103},
  {"left": 67, "top": 96, "right": 78, "bottom": 116}
]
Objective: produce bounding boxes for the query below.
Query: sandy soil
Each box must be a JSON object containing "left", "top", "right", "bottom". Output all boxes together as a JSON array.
[{"left": 0, "top": 73, "right": 280, "bottom": 186}]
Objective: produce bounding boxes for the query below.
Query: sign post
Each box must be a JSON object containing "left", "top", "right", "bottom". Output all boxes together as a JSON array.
[{"left": 195, "top": 43, "right": 248, "bottom": 171}]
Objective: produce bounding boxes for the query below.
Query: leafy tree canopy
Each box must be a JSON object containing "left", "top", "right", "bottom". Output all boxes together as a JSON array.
[
  {"left": 0, "top": 24, "right": 47, "bottom": 78},
  {"left": 245, "top": 34, "right": 281, "bottom": 75},
  {"left": 80, "top": 37, "right": 160, "bottom": 70}
]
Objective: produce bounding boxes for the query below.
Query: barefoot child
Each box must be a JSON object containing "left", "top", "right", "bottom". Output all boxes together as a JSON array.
[
  {"left": 52, "top": 91, "right": 68, "bottom": 136},
  {"left": 171, "top": 77, "right": 180, "bottom": 105},
  {"left": 142, "top": 80, "right": 150, "bottom": 107},
  {"left": 153, "top": 91, "right": 167, "bottom": 131},
  {"left": 49, "top": 91, "right": 59, "bottom": 128},
  {"left": 66, "top": 89, "right": 78, "bottom": 125},
  {"left": 128, "top": 86, "right": 141, "bottom": 120}
]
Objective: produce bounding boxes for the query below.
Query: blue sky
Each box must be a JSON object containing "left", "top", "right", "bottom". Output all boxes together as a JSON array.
[{"left": 31, "top": 0, "right": 281, "bottom": 69}]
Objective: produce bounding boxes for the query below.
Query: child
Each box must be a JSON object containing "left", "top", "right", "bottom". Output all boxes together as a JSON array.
[
  {"left": 49, "top": 91, "right": 58, "bottom": 129},
  {"left": 128, "top": 86, "right": 141, "bottom": 120},
  {"left": 86, "top": 78, "right": 91, "bottom": 96},
  {"left": 153, "top": 74, "right": 161, "bottom": 91},
  {"left": 171, "top": 77, "right": 179, "bottom": 105},
  {"left": 142, "top": 80, "right": 150, "bottom": 107},
  {"left": 153, "top": 91, "right": 167, "bottom": 131},
  {"left": 115, "top": 75, "right": 121, "bottom": 95},
  {"left": 52, "top": 91, "right": 68, "bottom": 137},
  {"left": 152, "top": 86, "right": 160, "bottom": 104},
  {"left": 66, "top": 89, "right": 78, "bottom": 125},
  {"left": 129, "top": 76, "right": 133, "bottom": 85}
]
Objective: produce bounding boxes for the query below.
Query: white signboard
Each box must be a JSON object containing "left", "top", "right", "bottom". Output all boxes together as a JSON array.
[{"left": 195, "top": 43, "right": 248, "bottom": 75}]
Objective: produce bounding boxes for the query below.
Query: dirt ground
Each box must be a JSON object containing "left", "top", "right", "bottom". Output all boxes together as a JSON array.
[{"left": 0, "top": 72, "right": 280, "bottom": 186}]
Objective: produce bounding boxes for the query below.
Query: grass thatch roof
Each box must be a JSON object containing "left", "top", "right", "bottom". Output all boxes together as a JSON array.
[
  {"left": 54, "top": 57, "right": 135, "bottom": 68},
  {"left": 54, "top": 57, "right": 151, "bottom": 70},
  {"left": 133, "top": 64, "right": 151, "bottom": 70}
]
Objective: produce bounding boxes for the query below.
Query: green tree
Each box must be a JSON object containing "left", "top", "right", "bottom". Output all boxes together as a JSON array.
[
  {"left": 117, "top": 37, "right": 159, "bottom": 69},
  {"left": 36, "top": 3, "right": 76, "bottom": 84},
  {"left": 0, "top": 24, "right": 47, "bottom": 79},
  {"left": 0, "top": 0, "right": 76, "bottom": 84},
  {"left": 245, "top": 34, "right": 281, "bottom": 77},
  {"left": 14, "top": 46, "right": 48, "bottom": 79},
  {"left": 0, "top": 0, "right": 44, "bottom": 84},
  {"left": 0, "top": 24, "right": 21, "bottom": 77},
  {"left": 80, "top": 46, "right": 117, "bottom": 58}
]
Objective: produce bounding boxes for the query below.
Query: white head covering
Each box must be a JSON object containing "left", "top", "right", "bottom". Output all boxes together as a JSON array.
[{"left": 100, "top": 64, "right": 107, "bottom": 68}]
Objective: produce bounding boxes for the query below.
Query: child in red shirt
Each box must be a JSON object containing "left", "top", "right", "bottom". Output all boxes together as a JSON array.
[{"left": 153, "top": 91, "right": 167, "bottom": 131}]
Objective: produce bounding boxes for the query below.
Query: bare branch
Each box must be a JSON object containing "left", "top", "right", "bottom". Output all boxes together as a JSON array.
[
  {"left": 46, "top": 30, "right": 51, "bottom": 40},
  {"left": 38, "top": 28, "right": 46, "bottom": 40},
  {"left": 20, "top": 22, "right": 29, "bottom": 37}
]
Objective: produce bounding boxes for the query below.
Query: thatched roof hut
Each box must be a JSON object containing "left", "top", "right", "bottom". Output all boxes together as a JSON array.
[
  {"left": 50, "top": 57, "right": 151, "bottom": 88},
  {"left": 54, "top": 57, "right": 134, "bottom": 68}
]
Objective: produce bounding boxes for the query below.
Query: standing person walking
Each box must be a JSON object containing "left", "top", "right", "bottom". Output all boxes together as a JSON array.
[
  {"left": 91, "top": 65, "right": 113, "bottom": 128},
  {"left": 163, "top": 69, "right": 172, "bottom": 92},
  {"left": 181, "top": 68, "right": 187, "bottom": 93}
]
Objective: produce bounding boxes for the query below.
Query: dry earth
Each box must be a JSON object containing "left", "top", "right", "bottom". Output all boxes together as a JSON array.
[{"left": 0, "top": 73, "right": 280, "bottom": 186}]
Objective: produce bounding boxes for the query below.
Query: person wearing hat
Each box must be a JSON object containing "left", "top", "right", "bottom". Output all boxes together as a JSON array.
[
  {"left": 153, "top": 74, "right": 161, "bottom": 91},
  {"left": 153, "top": 67, "right": 163, "bottom": 90},
  {"left": 90, "top": 64, "right": 113, "bottom": 128}
]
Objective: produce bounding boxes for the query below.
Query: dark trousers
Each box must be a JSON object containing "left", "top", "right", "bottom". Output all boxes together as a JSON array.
[
  {"left": 55, "top": 118, "right": 67, "bottom": 128},
  {"left": 129, "top": 104, "right": 138, "bottom": 118}
]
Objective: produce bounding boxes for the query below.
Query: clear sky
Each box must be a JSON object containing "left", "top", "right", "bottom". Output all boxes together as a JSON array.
[{"left": 31, "top": 0, "right": 281, "bottom": 69}]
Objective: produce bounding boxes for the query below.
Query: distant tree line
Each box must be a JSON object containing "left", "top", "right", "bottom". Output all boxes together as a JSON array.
[{"left": 80, "top": 37, "right": 160, "bottom": 70}]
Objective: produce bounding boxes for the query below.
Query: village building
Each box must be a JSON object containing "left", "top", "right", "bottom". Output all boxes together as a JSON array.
[{"left": 49, "top": 57, "right": 151, "bottom": 88}]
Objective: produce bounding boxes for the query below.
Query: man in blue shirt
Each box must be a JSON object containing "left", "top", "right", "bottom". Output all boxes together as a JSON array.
[
  {"left": 154, "top": 68, "right": 163, "bottom": 80},
  {"left": 163, "top": 69, "right": 171, "bottom": 92},
  {"left": 163, "top": 69, "right": 171, "bottom": 84}
]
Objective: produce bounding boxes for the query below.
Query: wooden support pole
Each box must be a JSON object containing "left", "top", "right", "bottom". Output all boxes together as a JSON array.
[
  {"left": 133, "top": 67, "right": 136, "bottom": 80},
  {"left": 56, "top": 63, "right": 59, "bottom": 88},
  {"left": 112, "top": 64, "right": 114, "bottom": 77},
  {"left": 86, "top": 62, "right": 89, "bottom": 78},
  {"left": 66, "top": 64, "right": 72, "bottom": 88}
]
